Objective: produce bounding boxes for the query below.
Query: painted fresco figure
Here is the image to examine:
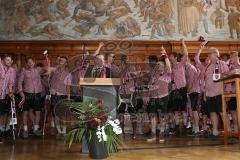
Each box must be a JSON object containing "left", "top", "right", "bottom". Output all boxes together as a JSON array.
[
  {"left": 198, "top": 0, "right": 210, "bottom": 34},
  {"left": 211, "top": 7, "right": 225, "bottom": 29},
  {"left": 228, "top": 8, "right": 240, "bottom": 39},
  {"left": 178, "top": 0, "right": 200, "bottom": 37},
  {"left": 91, "top": 0, "right": 110, "bottom": 16},
  {"left": 56, "top": 0, "right": 71, "bottom": 19},
  {"left": 150, "top": 0, "right": 175, "bottom": 38},
  {"left": 73, "top": 0, "right": 94, "bottom": 17},
  {"left": 115, "top": 16, "right": 141, "bottom": 39},
  {"left": 107, "top": 0, "right": 132, "bottom": 13}
]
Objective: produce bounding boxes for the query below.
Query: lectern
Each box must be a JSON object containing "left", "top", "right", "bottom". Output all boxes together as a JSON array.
[
  {"left": 221, "top": 70, "right": 240, "bottom": 145},
  {"left": 79, "top": 78, "right": 121, "bottom": 153}
]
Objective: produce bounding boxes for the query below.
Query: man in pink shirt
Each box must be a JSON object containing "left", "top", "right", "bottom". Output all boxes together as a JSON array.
[
  {"left": 185, "top": 62, "right": 201, "bottom": 135},
  {"left": 195, "top": 46, "right": 229, "bottom": 137},
  {"left": 194, "top": 44, "right": 211, "bottom": 135},
  {"left": 49, "top": 56, "right": 71, "bottom": 139},
  {"left": 117, "top": 54, "right": 137, "bottom": 139},
  {"left": 18, "top": 57, "right": 44, "bottom": 138},
  {"left": 226, "top": 51, "right": 240, "bottom": 133},
  {"left": 0, "top": 55, "right": 15, "bottom": 143},
  {"left": 147, "top": 47, "right": 171, "bottom": 142},
  {"left": 168, "top": 39, "right": 188, "bottom": 135}
]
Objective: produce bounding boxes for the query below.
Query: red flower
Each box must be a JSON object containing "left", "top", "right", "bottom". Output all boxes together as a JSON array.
[
  {"left": 89, "top": 119, "right": 100, "bottom": 127},
  {"left": 96, "top": 99, "right": 103, "bottom": 105},
  {"left": 99, "top": 116, "right": 108, "bottom": 122}
]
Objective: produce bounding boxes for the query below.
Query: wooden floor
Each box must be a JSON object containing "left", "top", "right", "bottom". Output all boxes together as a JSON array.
[{"left": 0, "top": 135, "right": 240, "bottom": 160}]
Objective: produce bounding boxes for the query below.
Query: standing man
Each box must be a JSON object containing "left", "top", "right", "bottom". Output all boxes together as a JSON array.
[
  {"left": 0, "top": 55, "right": 15, "bottom": 143},
  {"left": 185, "top": 62, "right": 201, "bottom": 135},
  {"left": 195, "top": 46, "right": 229, "bottom": 137},
  {"left": 147, "top": 47, "right": 172, "bottom": 142},
  {"left": 18, "top": 57, "right": 43, "bottom": 138},
  {"left": 168, "top": 39, "right": 188, "bottom": 135},
  {"left": 49, "top": 56, "right": 71, "bottom": 139}
]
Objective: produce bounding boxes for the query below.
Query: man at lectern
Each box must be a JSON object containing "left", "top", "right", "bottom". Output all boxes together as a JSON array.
[{"left": 84, "top": 42, "right": 118, "bottom": 78}]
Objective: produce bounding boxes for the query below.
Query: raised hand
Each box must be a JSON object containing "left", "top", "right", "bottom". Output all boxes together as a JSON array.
[
  {"left": 180, "top": 38, "right": 185, "bottom": 45},
  {"left": 99, "top": 42, "right": 105, "bottom": 48},
  {"left": 161, "top": 45, "right": 166, "bottom": 54}
]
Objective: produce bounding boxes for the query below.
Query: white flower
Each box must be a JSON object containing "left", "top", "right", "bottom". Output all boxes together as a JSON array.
[
  {"left": 96, "top": 126, "right": 108, "bottom": 142},
  {"left": 114, "top": 119, "right": 120, "bottom": 125},
  {"left": 96, "top": 126, "right": 102, "bottom": 142},
  {"left": 107, "top": 119, "right": 122, "bottom": 135},
  {"left": 101, "top": 126, "right": 107, "bottom": 141}
]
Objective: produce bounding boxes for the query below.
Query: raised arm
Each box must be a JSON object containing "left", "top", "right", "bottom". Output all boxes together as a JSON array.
[
  {"left": 194, "top": 43, "right": 205, "bottom": 70},
  {"left": 181, "top": 38, "right": 188, "bottom": 57},
  {"left": 161, "top": 46, "right": 171, "bottom": 73},
  {"left": 93, "top": 42, "right": 105, "bottom": 56}
]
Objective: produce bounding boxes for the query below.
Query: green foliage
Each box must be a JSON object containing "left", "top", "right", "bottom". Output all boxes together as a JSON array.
[{"left": 65, "top": 99, "right": 124, "bottom": 155}]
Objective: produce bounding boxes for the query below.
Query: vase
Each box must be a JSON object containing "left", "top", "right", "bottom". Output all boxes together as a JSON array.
[{"left": 88, "top": 134, "right": 109, "bottom": 159}]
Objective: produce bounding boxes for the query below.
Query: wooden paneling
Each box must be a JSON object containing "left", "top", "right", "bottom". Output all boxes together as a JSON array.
[{"left": 0, "top": 40, "right": 240, "bottom": 66}]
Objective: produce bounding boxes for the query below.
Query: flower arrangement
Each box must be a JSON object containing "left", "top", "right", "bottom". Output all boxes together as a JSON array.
[{"left": 65, "top": 99, "right": 124, "bottom": 157}]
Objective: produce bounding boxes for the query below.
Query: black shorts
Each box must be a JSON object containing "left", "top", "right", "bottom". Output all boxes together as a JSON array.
[
  {"left": 147, "top": 96, "right": 168, "bottom": 114},
  {"left": 0, "top": 96, "right": 11, "bottom": 115},
  {"left": 206, "top": 95, "right": 222, "bottom": 114},
  {"left": 71, "top": 95, "right": 83, "bottom": 102},
  {"left": 227, "top": 97, "right": 237, "bottom": 111},
  {"left": 168, "top": 87, "right": 187, "bottom": 112},
  {"left": 135, "top": 98, "right": 144, "bottom": 112},
  {"left": 117, "top": 103, "right": 136, "bottom": 114},
  {"left": 201, "top": 100, "right": 208, "bottom": 116},
  {"left": 23, "top": 93, "right": 42, "bottom": 111},
  {"left": 189, "top": 92, "right": 200, "bottom": 111},
  {"left": 51, "top": 95, "right": 67, "bottom": 107}
]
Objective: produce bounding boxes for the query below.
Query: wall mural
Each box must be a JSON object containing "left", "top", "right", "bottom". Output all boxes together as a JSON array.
[{"left": 0, "top": 0, "right": 240, "bottom": 40}]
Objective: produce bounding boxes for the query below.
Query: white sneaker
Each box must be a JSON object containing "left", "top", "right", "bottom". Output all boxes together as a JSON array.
[{"left": 147, "top": 137, "right": 156, "bottom": 142}]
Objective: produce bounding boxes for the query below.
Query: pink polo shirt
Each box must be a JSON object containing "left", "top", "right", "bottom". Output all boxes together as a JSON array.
[
  {"left": 185, "top": 63, "right": 201, "bottom": 94},
  {"left": 171, "top": 55, "right": 188, "bottom": 90},
  {"left": 149, "top": 67, "right": 171, "bottom": 99},
  {"left": 12, "top": 68, "right": 20, "bottom": 94},
  {"left": 119, "top": 71, "right": 134, "bottom": 95},
  {"left": 0, "top": 64, "right": 15, "bottom": 99},
  {"left": 18, "top": 67, "right": 42, "bottom": 94},
  {"left": 194, "top": 52, "right": 208, "bottom": 93},
  {"left": 204, "top": 60, "right": 229, "bottom": 97},
  {"left": 49, "top": 67, "right": 71, "bottom": 96}
]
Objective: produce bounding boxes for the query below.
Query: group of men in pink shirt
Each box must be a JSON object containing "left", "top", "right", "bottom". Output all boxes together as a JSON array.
[
  {"left": 0, "top": 39, "right": 240, "bottom": 144},
  {"left": 117, "top": 39, "right": 240, "bottom": 142}
]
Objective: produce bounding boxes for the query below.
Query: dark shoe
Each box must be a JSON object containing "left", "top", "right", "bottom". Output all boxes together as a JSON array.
[
  {"left": 60, "top": 133, "right": 66, "bottom": 140},
  {"left": 210, "top": 134, "right": 220, "bottom": 140},
  {"left": 3, "top": 130, "right": 12, "bottom": 139},
  {"left": 50, "top": 127, "right": 56, "bottom": 136},
  {"left": 22, "top": 131, "right": 29, "bottom": 139},
  {"left": 169, "top": 128, "right": 175, "bottom": 135},
  {"left": 56, "top": 133, "right": 62, "bottom": 140},
  {"left": 0, "top": 132, "right": 4, "bottom": 144},
  {"left": 187, "top": 131, "right": 200, "bottom": 137},
  {"left": 203, "top": 130, "right": 209, "bottom": 138},
  {"left": 33, "top": 130, "right": 42, "bottom": 137}
]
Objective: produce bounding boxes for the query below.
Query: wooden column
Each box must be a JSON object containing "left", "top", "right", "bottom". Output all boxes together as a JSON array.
[
  {"left": 221, "top": 81, "right": 228, "bottom": 145},
  {"left": 235, "top": 78, "right": 240, "bottom": 141}
]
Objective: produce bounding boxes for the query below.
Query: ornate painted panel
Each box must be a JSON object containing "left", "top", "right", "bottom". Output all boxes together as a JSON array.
[{"left": 0, "top": 0, "right": 240, "bottom": 40}]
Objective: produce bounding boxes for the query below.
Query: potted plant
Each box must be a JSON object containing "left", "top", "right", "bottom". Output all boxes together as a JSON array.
[{"left": 65, "top": 99, "right": 124, "bottom": 159}]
